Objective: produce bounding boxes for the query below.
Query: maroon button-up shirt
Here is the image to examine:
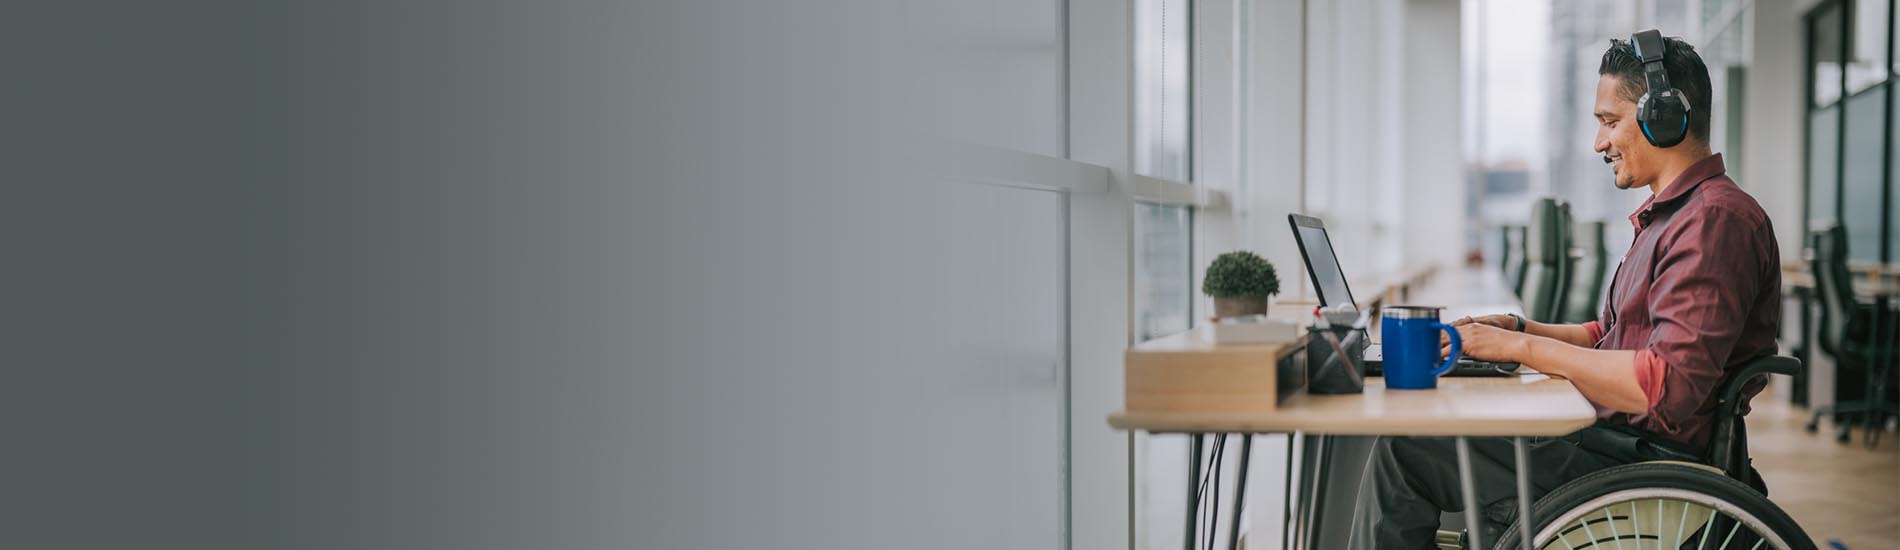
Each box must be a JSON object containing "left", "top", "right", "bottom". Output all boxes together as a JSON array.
[{"left": 1579, "top": 154, "right": 1781, "bottom": 451}]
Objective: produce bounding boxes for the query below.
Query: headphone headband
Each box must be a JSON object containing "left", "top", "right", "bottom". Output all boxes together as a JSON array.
[
  {"left": 1631, "top": 30, "right": 1666, "bottom": 63},
  {"left": 1631, "top": 30, "right": 1673, "bottom": 103},
  {"left": 1629, "top": 29, "right": 1689, "bottom": 147}
]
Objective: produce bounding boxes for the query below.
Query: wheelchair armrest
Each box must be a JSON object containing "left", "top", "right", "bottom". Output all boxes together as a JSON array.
[
  {"left": 1715, "top": 355, "right": 1801, "bottom": 415},
  {"left": 1706, "top": 355, "right": 1800, "bottom": 482}
]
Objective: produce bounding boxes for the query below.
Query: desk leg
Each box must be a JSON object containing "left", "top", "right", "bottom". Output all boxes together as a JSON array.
[
  {"left": 1513, "top": 437, "right": 1532, "bottom": 550},
  {"left": 1282, "top": 434, "right": 1298, "bottom": 550},
  {"left": 1227, "top": 435, "right": 1251, "bottom": 550},
  {"left": 1300, "top": 435, "right": 1329, "bottom": 550},
  {"left": 1455, "top": 437, "right": 1481, "bottom": 550},
  {"left": 1187, "top": 434, "right": 1203, "bottom": 550}
]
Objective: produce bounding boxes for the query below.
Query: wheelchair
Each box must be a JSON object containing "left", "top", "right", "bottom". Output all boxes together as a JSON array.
[{"left": 1490, "top": 356, "right": 1815, "bottom": 550}]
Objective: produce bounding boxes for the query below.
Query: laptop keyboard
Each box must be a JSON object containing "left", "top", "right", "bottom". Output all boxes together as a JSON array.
[{"left": 1361, "top": 344, "right": 1522, "bottom": 377}]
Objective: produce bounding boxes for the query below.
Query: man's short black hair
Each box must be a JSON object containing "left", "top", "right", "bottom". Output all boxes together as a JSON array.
[{"left": 1599, "top": 35, "right": 1713, "bottom": 142}]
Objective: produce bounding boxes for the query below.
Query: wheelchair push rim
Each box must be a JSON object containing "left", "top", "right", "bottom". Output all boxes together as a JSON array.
[{"left": 1531, "top": 488, "right": 1794, "bottom": 550}]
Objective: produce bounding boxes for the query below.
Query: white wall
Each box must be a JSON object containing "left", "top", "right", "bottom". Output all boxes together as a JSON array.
[
  {"left": 1738, "top": 0, "right": 1833, "bottom": 408},
  {"left": 1741, "top": 0, "right": 1809, "bottom": 262},
  {"left": 1243, "top": 0, "right": 1315, "bottom": 299},
  {"left": 1402, "top": 0, "right": 1470, "bottom": 271},
  {"left": 1300, "top": 0, "right": 1466, "bottom": 283}
]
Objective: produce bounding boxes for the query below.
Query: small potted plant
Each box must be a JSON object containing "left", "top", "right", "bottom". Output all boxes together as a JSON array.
[{"left": 1203, "top": 251, "right": 1280, "bottom": 319}]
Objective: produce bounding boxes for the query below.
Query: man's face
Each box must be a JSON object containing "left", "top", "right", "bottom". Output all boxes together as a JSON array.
[{"left": 1592, "top": 75, "right": 1652, "bottom": 190}]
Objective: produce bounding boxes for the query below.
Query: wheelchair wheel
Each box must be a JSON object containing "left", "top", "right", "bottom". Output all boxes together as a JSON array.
[{"left": 1493, "top": 462, "right": 1813, "bottom": 550}]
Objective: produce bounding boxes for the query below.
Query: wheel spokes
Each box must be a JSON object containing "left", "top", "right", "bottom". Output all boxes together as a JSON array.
[{"left": 1541, "top": 498, "right": 1785, "bottom": 550}]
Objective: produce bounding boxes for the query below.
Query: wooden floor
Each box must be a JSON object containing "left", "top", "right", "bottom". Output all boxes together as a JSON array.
[{"left": 1747, "top": 389, "right": 1900, "bottom": 548}]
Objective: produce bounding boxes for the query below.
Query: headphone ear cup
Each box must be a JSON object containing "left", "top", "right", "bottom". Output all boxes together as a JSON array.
[{"left": 1638, "top": 94, "right": 1689, "bottom": 148}]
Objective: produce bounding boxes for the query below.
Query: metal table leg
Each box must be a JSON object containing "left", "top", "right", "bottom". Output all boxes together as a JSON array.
[
  {"left": 1300, "top": 435, "right": 1329, "bottom": 550},
  {"left": 1282, "top": 434, "right": 1298, "bottom": 550},
  {"left": 1455, "top": 437, "right": 1482, "bottom": 550},
  {"left": 1228, "top": 435, "right": 1251, "bottom": 550},
  {"left": 1514, "top": 436, "right": 1532, "bottom": 550},
  {"left": 1187, "top": 433, "right": 1203, "bottom": 550}
]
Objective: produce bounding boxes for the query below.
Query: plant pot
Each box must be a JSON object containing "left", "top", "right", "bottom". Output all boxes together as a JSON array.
[{"left": 1213, "top": 297, "right": 1271, "bottom": 319}]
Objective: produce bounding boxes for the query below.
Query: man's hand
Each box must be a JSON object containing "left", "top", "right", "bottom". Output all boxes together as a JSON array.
[
  {"left": 1443, "top": 322, "right": 1532, "bottom": 363},
  {"left": 1440, "top": 314, "right": 1518, "bottom": 346},
  {"left": 1451, "top": 314, "right": 1518, "bottom": 331}
]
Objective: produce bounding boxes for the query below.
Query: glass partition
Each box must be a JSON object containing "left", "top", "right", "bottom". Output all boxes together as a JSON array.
[
  {"left": 1847, "top": 0, "right": 1890, "bottom": 94},
  {"left": 1842, "top": 87, "right": 1886, "bottom": 261},
  {"left": 1808, "top": 106, "right": 1842, "bottom": 228}
]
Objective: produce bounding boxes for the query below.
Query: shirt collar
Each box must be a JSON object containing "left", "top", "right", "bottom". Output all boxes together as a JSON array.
[{"left": 1628, "top": 153, "right": 1726, "bottom": 229}]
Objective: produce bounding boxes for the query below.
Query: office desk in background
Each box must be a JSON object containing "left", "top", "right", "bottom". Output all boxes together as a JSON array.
[{"left": 1782, "top": 262, "right": 1900, "bottom": 448}]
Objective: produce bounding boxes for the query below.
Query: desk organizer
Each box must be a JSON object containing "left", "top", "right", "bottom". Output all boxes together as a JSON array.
[
  {"left": 1124, "top": 328, "right": 1307, "bottom": 413},
  {"left": 1306, "top": 326, "right": 1368, "bottom": 394}
]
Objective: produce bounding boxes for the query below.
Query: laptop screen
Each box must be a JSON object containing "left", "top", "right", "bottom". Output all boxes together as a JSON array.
[{"left": 1288, "top": 214, "right": 1358, "bottom": 309}]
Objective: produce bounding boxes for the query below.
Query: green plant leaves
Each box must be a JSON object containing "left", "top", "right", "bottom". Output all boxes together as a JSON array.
[{"left": 1201, "top": 250, "right": 1280, "bottom": 298}]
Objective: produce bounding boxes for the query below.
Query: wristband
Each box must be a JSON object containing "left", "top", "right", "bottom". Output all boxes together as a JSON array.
[{"left": 1509, "top": 313, "right": 1526, "bottom": 332}]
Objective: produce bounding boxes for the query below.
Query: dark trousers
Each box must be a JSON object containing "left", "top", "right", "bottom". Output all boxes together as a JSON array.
[{"left": 1345, "top": 432, "right": 1634, "bottom": 549}]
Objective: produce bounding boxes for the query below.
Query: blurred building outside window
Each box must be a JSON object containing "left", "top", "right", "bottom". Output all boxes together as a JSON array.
[{"left": 1134, "top": 0, "right": 1194, "bottom": 342}]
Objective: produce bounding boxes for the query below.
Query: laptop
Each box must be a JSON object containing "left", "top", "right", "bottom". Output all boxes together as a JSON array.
[{"left": 1287, "top": 213, "right": 1520, "bottom": 377}]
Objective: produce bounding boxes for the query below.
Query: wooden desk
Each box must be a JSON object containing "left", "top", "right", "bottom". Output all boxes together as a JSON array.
[
  {"left": 1110, "top": 375, "right": 1595, "bottom": 437},
  {"left": 1112, "top": 375, "right": 1595, "bottom": 550},
  {"left": 1134, "top": 264, "right": 1557, "bottom": 549},
  {"left": 1782, "top": 269, "right": 1900, "bottom": 297},
  {"left": 1788, "top": 259, "right": 1900, "bottom": 279}
]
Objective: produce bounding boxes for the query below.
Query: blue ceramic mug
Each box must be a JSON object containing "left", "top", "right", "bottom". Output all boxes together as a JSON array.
[{"left": 1381, "top": 306, "right": 1461, "bottom": 390}]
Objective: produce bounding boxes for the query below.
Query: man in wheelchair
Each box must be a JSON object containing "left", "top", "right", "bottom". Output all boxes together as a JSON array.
[{"left": 1348, "top": 32, "right": 1798, "bottom": 549}]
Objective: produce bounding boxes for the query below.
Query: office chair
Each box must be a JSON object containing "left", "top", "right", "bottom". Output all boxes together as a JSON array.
[
  {"left": 1554, "top": 202, "right": 1572, "bottom": 322},
  {"left": 1803, "top": 224, "right": 1900, "bottom": 448},
  {"left": 1520, "top": 199, "right": 1569, "bottom": 323},
  {"left": 1497, "top": 226, "right": 1515, "bottom": 282},
  {"left": 1560, "top": 221, "right": 1607, "bottom": 324},
  {"left": 1506, "top": 225, "right": 1528, "bottom": 297},
  {"left": 1493, "top": 356, "right": 1813, "bottom": 549}
]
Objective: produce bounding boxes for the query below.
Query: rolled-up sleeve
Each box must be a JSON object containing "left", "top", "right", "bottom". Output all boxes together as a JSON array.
[{"left": 1637, "top": 208, "right": 1772, "bottom": 438}]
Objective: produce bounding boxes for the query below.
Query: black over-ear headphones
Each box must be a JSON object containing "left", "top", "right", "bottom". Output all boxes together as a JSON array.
[{"left": 1630, "top": 29, "right": 1690, "bottom": 148}]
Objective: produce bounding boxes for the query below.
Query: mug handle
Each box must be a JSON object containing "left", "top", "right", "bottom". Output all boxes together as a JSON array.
[{"left": 1431, "top": 322, "right": 1461, "bottom": 377}]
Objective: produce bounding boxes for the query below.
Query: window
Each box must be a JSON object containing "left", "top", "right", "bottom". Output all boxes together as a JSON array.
[
  {"left": 1843, "top": 87, "right": 1886, "bottom": 260},
  {"left": 1134, "top": 0, "right": 1192, "bottom": 181},
  {"left": 1847, "top": 0, "right": 1890, "bottom": 94},
  {"left": 1135, "top": 203, "right": 1193, "bottom": 341},
  {"left": 1806, "top": 0, "right": 1896, "bottom": 259},
  {"left": 1808, "top": 107, "right": 1841, "bottom": 227},
  {"left": 1812, "top": 5, "right": 1845, "bottom": 107},
  {"left": 1133, "top": 0, "right": 1195, "bottom": 343}
]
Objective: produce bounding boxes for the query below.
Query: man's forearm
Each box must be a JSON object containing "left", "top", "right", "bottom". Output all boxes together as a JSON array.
[
  {"left": 1523, "top": 319, "right": 1598, "bottom": 348},
  {"left": 1519, "top": 337, "right": 1647, "bottom": 414}
]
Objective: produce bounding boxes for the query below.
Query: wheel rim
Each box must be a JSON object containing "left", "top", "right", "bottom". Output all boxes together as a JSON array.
[{"left": 1530, "top": 487, "right": 1793, "bottom": 550}]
